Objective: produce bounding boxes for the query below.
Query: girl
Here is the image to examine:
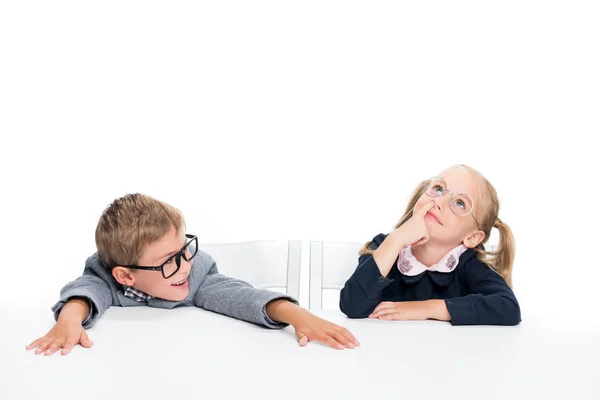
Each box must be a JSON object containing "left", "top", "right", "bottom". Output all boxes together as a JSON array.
[{"left": 339, "top": 165, "right": 520, "bottom": 326}]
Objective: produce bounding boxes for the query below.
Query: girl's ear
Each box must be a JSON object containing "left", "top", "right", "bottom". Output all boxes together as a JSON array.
[
  {"left": 112, "top": 267, "right": 135, "bottom": 286},
  {"left": 463, "top": 230, "right": 485, "bottom": 249}
]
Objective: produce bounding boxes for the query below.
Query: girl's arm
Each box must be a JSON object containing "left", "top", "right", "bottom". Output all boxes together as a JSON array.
[
  {"left": 339, "top": 233, "right": 400, "bottom": 318},
  {"left": 445, "top": 259, "right": 521, "bottom": 326},
  {"left": 339, "top": 202, "right": 434, "bottom": 318},
  {"left": 372, "top": 229, "right": 410, "bottom": 277}
]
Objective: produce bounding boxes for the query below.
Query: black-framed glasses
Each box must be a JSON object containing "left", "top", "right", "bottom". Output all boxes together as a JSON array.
[{"left": 119, "top": 234, "right": 198, "bottom": 279}]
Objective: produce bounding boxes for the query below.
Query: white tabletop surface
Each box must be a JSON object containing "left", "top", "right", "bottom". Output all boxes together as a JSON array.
[{"left": 1, "top": 307, "right": 599, "bottom": 400}]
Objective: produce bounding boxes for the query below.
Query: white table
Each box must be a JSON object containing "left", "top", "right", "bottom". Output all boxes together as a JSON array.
[{"left": 1, "top": 307, "right": 599, "bottom": 400}]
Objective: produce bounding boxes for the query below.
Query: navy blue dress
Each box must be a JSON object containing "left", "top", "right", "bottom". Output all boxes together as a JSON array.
[{"left": 339, "top": 234, "right": 521, "bottom": 325}]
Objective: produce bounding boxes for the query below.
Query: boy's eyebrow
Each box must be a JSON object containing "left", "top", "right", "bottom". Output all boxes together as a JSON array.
[
  {"left": 158, "top": 250, "right": 178, "bottom": 261},
  {"left": 157, "top": 238, "right": 187, "bottom": 261}
]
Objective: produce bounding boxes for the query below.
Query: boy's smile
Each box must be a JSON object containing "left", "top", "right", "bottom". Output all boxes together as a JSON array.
[{"left": 170, "top": 276, "right": 189, "bottom": 290}]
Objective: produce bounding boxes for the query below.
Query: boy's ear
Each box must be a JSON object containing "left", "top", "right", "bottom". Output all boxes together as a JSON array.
[
  {"left": 463, "top": 230, "right": 485, "bottom": 249},
  {"left": 112, "top": 267, "right": 135, "bottom": 286}
]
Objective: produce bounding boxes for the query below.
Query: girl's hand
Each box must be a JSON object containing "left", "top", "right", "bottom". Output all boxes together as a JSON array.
[
  {"left": 394, "top": 201, "right": 435, "bottom": 246},
  {"left": 369, "top": 301, "right": 430, "bottom": 320},
  {"left": 372, "top": 201, "right": 435, "bottom": 278},
  {"left": 369, "top": 300, "right": 450, "bottom": 321}
]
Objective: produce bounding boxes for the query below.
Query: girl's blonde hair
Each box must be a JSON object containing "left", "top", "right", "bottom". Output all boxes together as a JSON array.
[
  {"left": 95, "top": 193, "right": 184, "bottom": 268},
  {"left": 359, "top": 165, "right": 516, "bottom": 287}
]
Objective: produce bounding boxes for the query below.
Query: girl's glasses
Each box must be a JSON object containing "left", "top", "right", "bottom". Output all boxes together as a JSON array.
[{"left": 424, "top": 177, "right": 477, "bottom": 220}]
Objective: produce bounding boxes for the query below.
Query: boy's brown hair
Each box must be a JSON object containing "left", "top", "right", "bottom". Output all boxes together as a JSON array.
[{"left": 95, "top": 193, "right": 184, "bottom": 268}]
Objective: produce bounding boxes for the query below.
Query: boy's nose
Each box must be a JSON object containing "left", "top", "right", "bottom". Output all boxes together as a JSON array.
[{"left": 181, "top": 258, "right": 193, "bottom": 272}]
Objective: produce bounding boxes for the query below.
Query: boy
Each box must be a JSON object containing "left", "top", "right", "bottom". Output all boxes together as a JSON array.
[{"left": 26, "top": 194, "right": 359, "bottom": 355}]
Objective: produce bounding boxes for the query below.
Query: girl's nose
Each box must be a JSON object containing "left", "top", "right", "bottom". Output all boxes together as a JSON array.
[{"left": 434, "top": 192, "right": 450, "bottom": 212}]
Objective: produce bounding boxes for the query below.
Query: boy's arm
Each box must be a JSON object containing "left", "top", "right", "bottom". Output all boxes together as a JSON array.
[
  {"left": 194, "top": 264, "right": 360, "bottom": 350},
  {"left": 58, "top": 297, "right": 91, "bottom": 323},
  {"left": 194, "top": 263, "right": 297, "bottom": 328},
  {"left": 51, "top": 273, "right": 113, "bottom": 329}
]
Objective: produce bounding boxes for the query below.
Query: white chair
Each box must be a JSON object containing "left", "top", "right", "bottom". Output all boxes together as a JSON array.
[
  {"left": 199, "top": 241, "right": 302, "bottom": 300},
  {"left": 309, "top": 241, "right": 364, "bottom": 311}
]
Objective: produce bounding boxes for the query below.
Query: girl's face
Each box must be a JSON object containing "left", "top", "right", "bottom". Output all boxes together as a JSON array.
[{"left": 414, "top": 166, "right": 485, "bottom": 248}]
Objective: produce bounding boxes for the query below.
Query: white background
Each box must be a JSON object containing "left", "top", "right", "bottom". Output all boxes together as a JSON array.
[{"left": 1, "top": 1, "right": 598, "bottom": 322}]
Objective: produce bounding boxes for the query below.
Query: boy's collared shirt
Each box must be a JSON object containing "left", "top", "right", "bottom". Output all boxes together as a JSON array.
[{"left": 124, "top": 286, "right": 152, "bottom": 302}]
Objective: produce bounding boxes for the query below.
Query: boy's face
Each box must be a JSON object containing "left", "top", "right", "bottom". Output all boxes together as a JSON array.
[{"left": 113, "top": 226, "right": 193, "bottom": 301}]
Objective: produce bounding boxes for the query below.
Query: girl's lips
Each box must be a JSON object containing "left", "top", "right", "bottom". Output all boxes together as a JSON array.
[{"left": 426, "top": 211, "right": 443, "bottom": 225}]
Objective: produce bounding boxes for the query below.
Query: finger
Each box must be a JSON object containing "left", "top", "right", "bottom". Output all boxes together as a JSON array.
[
  {"left": 370, "top": 303, "right": 394, "bottom": 318},
  {"left": 373, "top": 305, "right": 400, "bottom": 318},
  {"left": 298, "top": 335, "right": 308, "bottom": 346},
  {"left": 338, "top": 327, "right": 360, "bottom": 346},
  {"left": 370, "top": 308, "right": 393, "bottom": 319},
  {"left": 379, "top": 312, "right": 405, "bottom": 321},
  {"left": 413, "top": 233, "right": 430, "bottom": 246},
  {"left": 80, "top": 331, "right": 94, "bottom": 348},
  {"left": 35, "top": 340, "right": 52, "bottom": 355},
  {"left": 372, "top": 302, "right": 392, "bottom": 314},
  {"left": 317, "top": 334, "right": 344, "bottom": 350},
  {"left": 44, "top": 342, "right": 62, "bottom": 356},
  {"left": 415, "top": 201, "right": 435, "bottom": 217},
  {"left": 370, "top": 310, "right": 389, "bottom": 318},
  {"left": 26, "top": 338, "right": 43, "bottom": 350},
  {"left": 412, "top": 237, "right": 427, "bottom": 246},
  {"left": 295, "top": 330, "right": 309, "bottom": 347},
  {"left": 414, "top": 225, "right": 432, "bottom": 245},
  {"left": 61, "top": 345, "right": 73, "bottom": 356},
  {"left": 61, "top": 337, "right": 78, "bottom": 356},
  {"left": 330, "top": 331, "right": 355, "bottom": 349}
]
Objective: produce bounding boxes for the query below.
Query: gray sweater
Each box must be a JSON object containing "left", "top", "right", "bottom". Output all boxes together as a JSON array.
[{"left": 51, "top": 249, "right": 295, "bottom": 329}]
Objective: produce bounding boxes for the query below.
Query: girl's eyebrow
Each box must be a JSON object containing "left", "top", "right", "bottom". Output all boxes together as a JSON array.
[{"left": 443, "top": 179, "right": 471, "bottom": 196}]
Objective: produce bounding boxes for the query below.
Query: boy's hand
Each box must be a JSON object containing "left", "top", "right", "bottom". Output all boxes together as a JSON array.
[
  {"left": 266, "top": 299, "right": 359, "bottom": 350},
  {"left": 26, "top": 297, "right": 93, "bottom": 356},
  {"left": 26, "top": 319, "right": 93, "bottom": 356},
  {"left": 291, "top": 310, "right": 359, "bottom": 350}
]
